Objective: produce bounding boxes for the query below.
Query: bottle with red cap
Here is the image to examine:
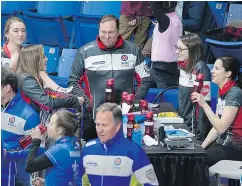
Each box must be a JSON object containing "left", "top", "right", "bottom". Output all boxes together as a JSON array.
[
  {"left": 19, "top": 124, "right": 47, "bottom": 149},
  {"left": 106, "top": 78, "right": 115, "bottom": 102},
  {"left": 140, "top": 100, "right": 149, "bottom": 114},
  {"left": 127, "top": 113, "right": 135, "bottom": 139},
  {"left": 144, "top": 111, "right": 154, "bottom": 138},
  {"left": 192, "top": 73, "right": 204, "bottom": 135},
  {"left": 121, "top": 92, "right": 129, "bottom": 106},
  {"left": 193, "top": 74, "right": 204, "bottom": 93},
  {"left": 126, "top": 94, "right": 134, "bottom": 113}
]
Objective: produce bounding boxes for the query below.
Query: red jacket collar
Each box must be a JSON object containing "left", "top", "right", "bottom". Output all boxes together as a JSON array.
[
  {"left": 96, "top": 35, "right": 124, "bottom": 50},
  {"left": 3, "top": 44, "right": 11, "bottom": 58},
  {"left": 219, "top": 80, "right": 236, "bottom": 96}
]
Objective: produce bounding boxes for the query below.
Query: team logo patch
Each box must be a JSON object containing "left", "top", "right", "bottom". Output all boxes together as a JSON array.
[
  {"left": 9, "top": 116, "right": 15, "bottom": 123},
  {"left": 121, "top": 55, "right": 128, "bottom": 61},
  {"left": 146, "top": 169, "right": 156, "bottom": 181},
  {"left": 114, "top": 158, "right": 121, "bottom": 165},
  {"left": 201, "top": 84, "right": 210, "bottom": 97}
]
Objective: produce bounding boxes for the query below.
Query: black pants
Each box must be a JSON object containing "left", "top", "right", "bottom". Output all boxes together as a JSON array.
[
  {"left": 151, "top": 62, "right": 179, "bottom": 88},
  {"left": 206, "top": 142, "right": 242, "bottom": 166}
]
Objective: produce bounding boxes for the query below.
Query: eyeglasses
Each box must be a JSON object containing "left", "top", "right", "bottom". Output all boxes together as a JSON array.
[{"left": 175, "top": 45, "right": 188, "bottom": 53}]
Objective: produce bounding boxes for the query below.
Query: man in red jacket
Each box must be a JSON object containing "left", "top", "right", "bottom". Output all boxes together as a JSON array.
[{"left": 119, "top": 2, "right": 153, "bottom": 49}]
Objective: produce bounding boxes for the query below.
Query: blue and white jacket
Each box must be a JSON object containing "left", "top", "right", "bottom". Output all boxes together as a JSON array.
[
  {"left": 1, "top": 90, "right": 40, "bottom": 186},
  {"left": 1, "top": 90, "right": 40, "bottom": 151},
  {"left": 77, "top": 129, "right": 159, "bottom": 186}
]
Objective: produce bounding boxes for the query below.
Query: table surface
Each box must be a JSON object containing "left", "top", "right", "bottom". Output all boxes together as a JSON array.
[{"left": 143, "top": 102, "right": 206, "bottom": 155}]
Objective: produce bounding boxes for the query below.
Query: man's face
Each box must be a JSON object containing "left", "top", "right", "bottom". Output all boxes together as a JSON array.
[
  {"left": 99, "top": 20, "right": 119, "bottom": 48},
  {"left": 95, "top": 111, "right": 121, "bottom": 143},
  {"left": 1, "top": 84, "right": 11, "bottom": 106}
]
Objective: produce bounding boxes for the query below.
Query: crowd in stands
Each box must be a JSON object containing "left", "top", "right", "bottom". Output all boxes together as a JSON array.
[{"left": 1, "top": 1, "right": 242, "bottom": 186}]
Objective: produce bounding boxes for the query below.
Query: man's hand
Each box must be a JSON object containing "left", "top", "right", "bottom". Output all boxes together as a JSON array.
[
  {"left": 128, "top": 18, "right": 137, "bottom": 26},
  {"left": 32, "top": 177, "right": 45, "bottom": 186}
]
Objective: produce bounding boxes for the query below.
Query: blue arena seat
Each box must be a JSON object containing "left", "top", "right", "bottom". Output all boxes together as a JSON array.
[
  {"left": 71, "top": 14, "right": 102, "bottom": 48},
  {"left": 81, "top": 1, "right": 121, "bottom": 18},
  {"left": 43, "top": 46, "right": 60, "bottom": 73},
  {"left": 21, "top": 11, "right": 70, "bottom": 48},
  {"left": 206, "top": 39, "right": 242, "bottom": 66},
  {"left": 58, "top": 48, "right": 77, "bottom": 78},
  {"left": 145, "top": 87, "right": 179, "bottom": 111}
]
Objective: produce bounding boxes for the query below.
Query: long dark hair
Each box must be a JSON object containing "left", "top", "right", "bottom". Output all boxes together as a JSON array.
[
  {"left": 180, "top": 33, "right": 204, "bottom": 73},
  {"left": 218, "top": 56, "right": 242, "bottom": 89}
]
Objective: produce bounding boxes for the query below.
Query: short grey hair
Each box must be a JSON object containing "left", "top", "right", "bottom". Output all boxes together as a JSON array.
[{"left": 96, "top": 103, "right": 122, "bottom": 125}]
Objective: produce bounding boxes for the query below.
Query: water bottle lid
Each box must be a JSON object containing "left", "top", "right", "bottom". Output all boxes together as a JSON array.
[
  {"left": 38, "top": 124, "right": 47, "bottom": 134},
  {"left": 145, "top": 111, "right": 153, "bottom": 119},
  {"left": 196, "top": 74, "right": 204, "bottom": 81},
  {"left": 122, "top": 94, "right": 127, "bottom": 100},
  {"left": 140, "top": 100, "right": 148, "bottom": 107},
  {"left": 127, "top": 113, "right": 135, "bottom": 121},
  {"left": 122, "top": 92, "right": 129, "bottom": 96},
  {"left": 107, "top": 78, "right": 114, "bottom": 86},
  {"left": 126, "top": 94, "right": 134, "bottom": 100}
]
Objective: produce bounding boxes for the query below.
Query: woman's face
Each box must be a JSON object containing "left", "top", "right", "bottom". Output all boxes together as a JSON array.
[
  {"left": 5, "top": 21, "right": 26, "bottom": 46},
  {"left": 47, "top": 114, "right": 60, "bottom": 140},
  {"left": 176, "top": 39, "right": 189, "bottom": 61},
  {"left": 211, "top": 59, "right": 230, "bottom": 86},
  {"left": 41, "top": 50, "right": 48, "bottom": 71}
]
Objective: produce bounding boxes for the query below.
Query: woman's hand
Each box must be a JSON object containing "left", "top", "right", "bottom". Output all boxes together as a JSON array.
[
  {"left": 30, "top": 126, "right": 42, "bottom": 140},
  {"left": 32, "top": 177, "right": 45, "bottom": 186},
  {"left": 191, "top": 92, "right": 206, "bottom": 107},
  {"left": 78, "top": 97, "right": 84, "bottom": 105}
]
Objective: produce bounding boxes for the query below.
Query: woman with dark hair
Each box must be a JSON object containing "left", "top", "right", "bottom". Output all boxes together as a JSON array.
[
  {"left": 176, "top": 33, "right": 212, "bottom": 141},
  {"left": 191, "top": 56, "right": 242, "bottom": 166},
  {"left": 25, "top": 110, "right": 81, "bottom": 186}
]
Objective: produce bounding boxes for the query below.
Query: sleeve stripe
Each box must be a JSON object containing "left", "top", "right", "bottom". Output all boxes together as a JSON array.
[{"left": 45, "top": 151, "right": 58, "bottom": 165}]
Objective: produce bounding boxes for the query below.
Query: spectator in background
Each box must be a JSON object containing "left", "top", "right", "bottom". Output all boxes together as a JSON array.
[
  {"left": 119, "top": 2, "right": 153, "bottom": 49},
  {"left": 25, "top": 110, "right": 81, "bottom": 186},
  {"left": 142, "top": 2, "right": 217, "bottom": 63},
  {"left": 1, "top": 67, "right": 40, "bottom": 186},
  {"left": 191, "top": 56, "right": 242, "bottom": 166},
  {"left": 76, "top": 103, "right": 159, "bottom": 186},
  {"left": 150, "top": 1, "right": 182, "bottom": 88},
  {"left": 16, "top": 45, "right": 83, "bottom": 113},
  {"left": 69, "top": 15, "right": 150, "bottom": 118},
  {"left": 176, "top": 33, "right": 212, "bottom": 141},
  {"left": 181, "top": 2, "right": 217, "bottom": 62},
  {"left": 1, "top": 16, "right": 70, "bottom": 93}
]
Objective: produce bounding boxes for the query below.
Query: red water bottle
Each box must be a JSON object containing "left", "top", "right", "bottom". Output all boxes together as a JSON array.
[
  {"left": 144, "top": 111, "right": 154, "bottom": 138},
  {"left": 192, "top": 73, "right": 204, "bottom": 136},
  {"left": 126, "top": 94, "right": 134, "bottom": 113},
  {"left": 19, "top": 124, "right": 47, "bottom": 149},
  {"left": 140, "top": 100, "right": 149, "bottom": 114},
  {"left": 106, "top": 79, "right": 115, "bottom": 102},
  {"left": 121, "top": 92, "right": 129, "bottom": 106},
  {"left": 193, "top": 74, "right": 204, "bottom": 93},
  {"left": 127, "top": 113, "right": 135, "bottom": 139}
]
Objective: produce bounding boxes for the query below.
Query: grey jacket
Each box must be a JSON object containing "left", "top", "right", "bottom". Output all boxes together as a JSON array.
[
  {"left": 68, "top": 36, "right": 150, "bottom": 117},
  {"left": 20, "top": 73, "right": 80, "bottom": 112}
]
